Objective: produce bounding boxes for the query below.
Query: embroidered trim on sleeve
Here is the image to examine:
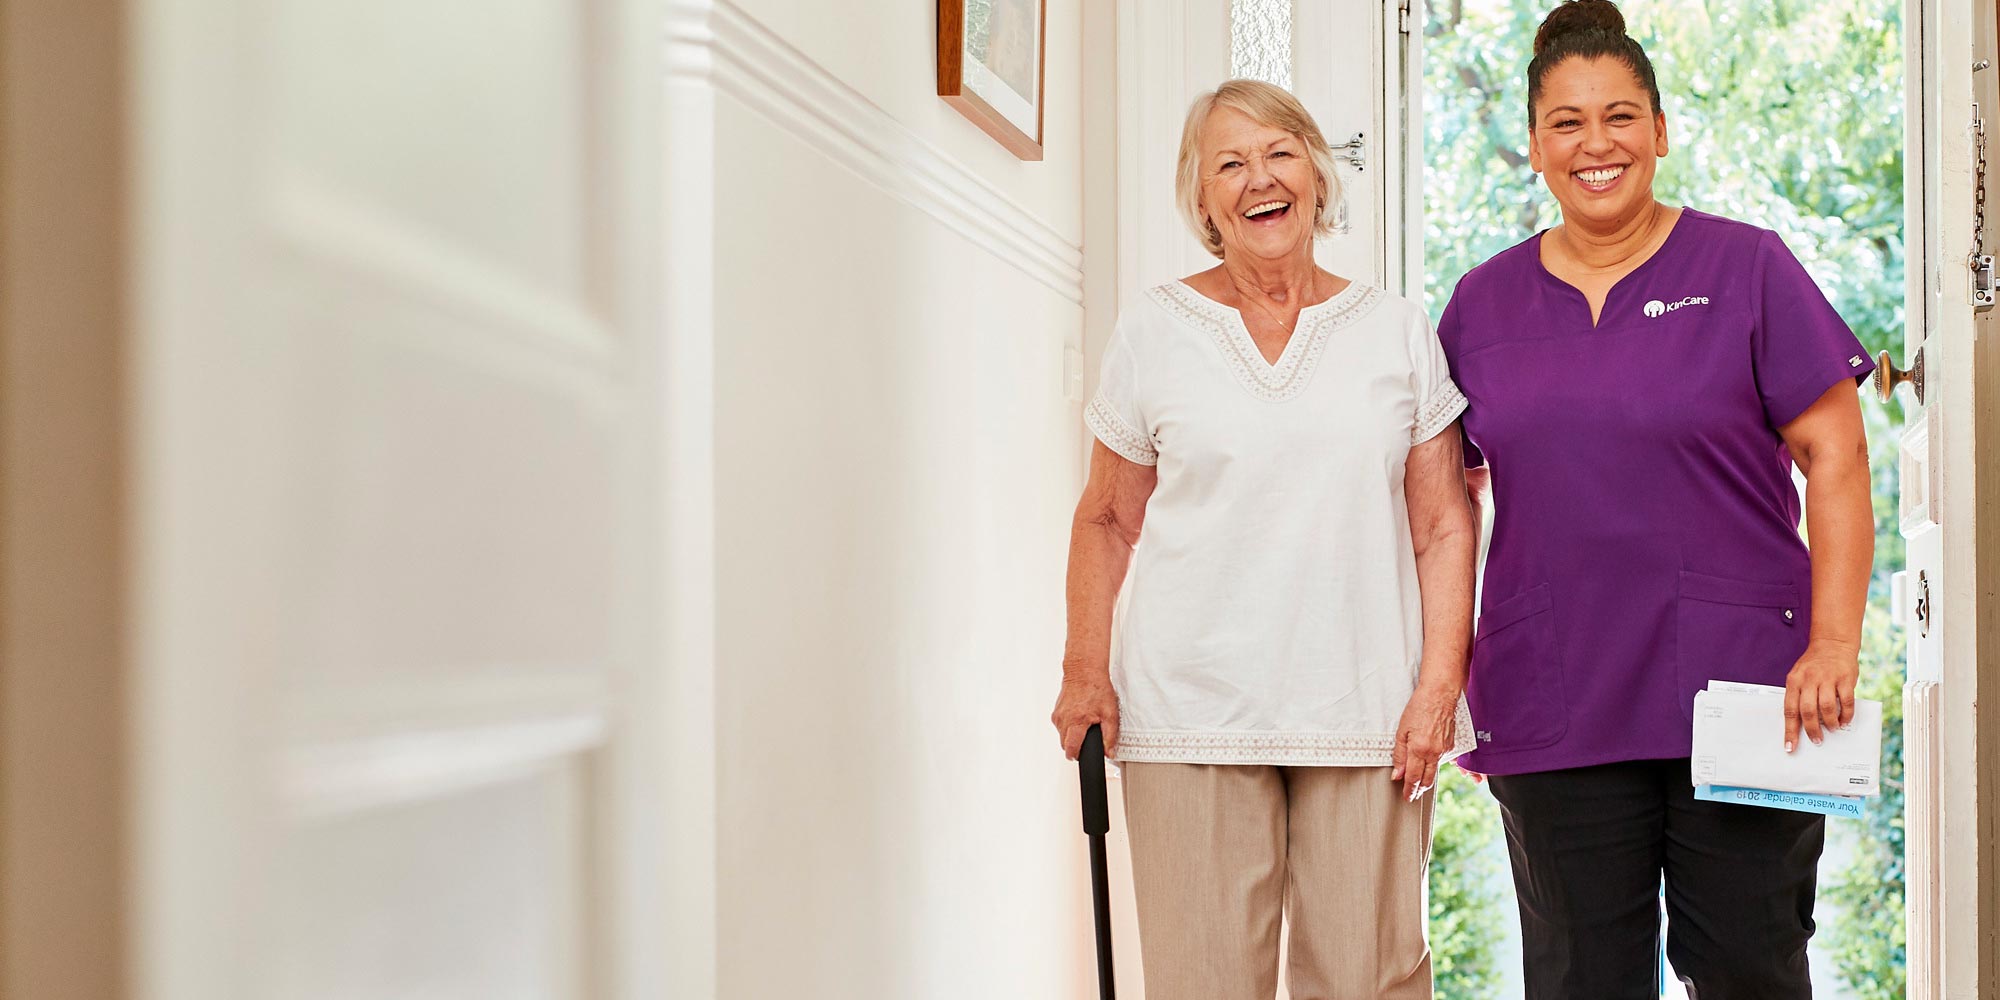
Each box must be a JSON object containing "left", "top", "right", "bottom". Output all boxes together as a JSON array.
[
  {"left": 1085, "top": 394, "right": 1158, "bottom": 465},
  {"left": 1412, "top": 380, "right": 1469, "bottom": 443}
]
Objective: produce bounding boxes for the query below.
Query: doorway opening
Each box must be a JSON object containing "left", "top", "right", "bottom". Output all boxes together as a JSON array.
[{"left": 1419, "top": 2, "right": 1909, "bottom": 997}]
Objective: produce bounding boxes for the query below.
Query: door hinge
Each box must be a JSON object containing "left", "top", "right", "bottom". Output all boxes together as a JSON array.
[{"left": 1398, "top": 0, "right": 1412, "bottom": 34}]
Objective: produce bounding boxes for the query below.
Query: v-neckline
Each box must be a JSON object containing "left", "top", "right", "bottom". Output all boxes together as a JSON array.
[
  {"left": 1173, "top": 278, "right": 1359, "bottom": 370},
  {"left": 1533, "top": 207, "right": 1692, "bottom": 330},
  {"left": 1149, "top": 280, "right": 1382, "bottom": 404}
]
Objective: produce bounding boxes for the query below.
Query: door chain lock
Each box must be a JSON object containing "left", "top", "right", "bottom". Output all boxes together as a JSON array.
[
  {"left": 1974, "top": 105, "right": 1994, "bottom": 308},
  {"left": 1329, "top": 132, "right": 1366, "bottom": 172}
]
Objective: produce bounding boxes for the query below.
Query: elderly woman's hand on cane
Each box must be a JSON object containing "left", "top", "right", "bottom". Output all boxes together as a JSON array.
[{"left": 1054, "top": 669, "right": 1120, "bottom": 761}]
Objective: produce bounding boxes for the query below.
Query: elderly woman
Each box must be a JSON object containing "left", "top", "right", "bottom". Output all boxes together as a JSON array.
[
  {"left": 1050, "top": 79, "right": 1477, "bottom": 1000},
  {"left": 1439, "top": 3, "right": 1875, "bottom": 996}
]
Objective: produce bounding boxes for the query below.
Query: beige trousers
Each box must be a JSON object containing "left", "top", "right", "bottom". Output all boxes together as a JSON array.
[{"left": 1121, "top": 763, "right": 1434, "bottom": 1000}]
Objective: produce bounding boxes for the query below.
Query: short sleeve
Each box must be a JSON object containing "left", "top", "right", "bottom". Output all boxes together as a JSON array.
[
  {"left": 1084, "top": 318, "right": 1158, "bottom": 466},
  {"left": 1751, "top": 230, "right": 1875, "bottom": 427},
  {"left": 1410, "top": 303, "right": 1469, "bottom": 445},
  {"left": 1435, "top": 290, "right": 1486, "bottom": 468}
]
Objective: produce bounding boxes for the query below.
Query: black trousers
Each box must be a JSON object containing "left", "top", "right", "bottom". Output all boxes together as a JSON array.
[{"left": 1487, "top": 758, "right": 1824, "bottom": 1000}]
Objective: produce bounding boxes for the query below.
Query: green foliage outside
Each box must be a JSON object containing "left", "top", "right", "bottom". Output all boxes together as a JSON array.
[
  {"left": 1422, "top": 1, "right": 1909, "bottom": 996},
  {"left": 1429, "top": 767, "right": 1506, "bottom": 998},
  {"left": 1823, "top": 601, "right": 1907, "bottom": 1000}
]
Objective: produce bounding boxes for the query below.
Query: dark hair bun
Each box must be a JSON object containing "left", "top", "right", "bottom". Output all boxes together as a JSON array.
[{"left": 1534, "top": 0, "right": 1628, "bottom": 56}]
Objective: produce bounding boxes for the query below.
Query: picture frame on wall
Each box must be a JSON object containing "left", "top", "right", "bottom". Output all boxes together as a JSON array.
[{"left": 937, "top": 0, "right": 1047, "bottom": 160}]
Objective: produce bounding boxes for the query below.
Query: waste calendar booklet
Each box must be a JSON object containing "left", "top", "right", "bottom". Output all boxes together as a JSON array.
[{"left": 1689, "top": 681, "right": 1883, "bottom": 818}]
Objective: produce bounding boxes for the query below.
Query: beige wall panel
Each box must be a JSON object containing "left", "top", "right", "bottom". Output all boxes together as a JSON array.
[
  {"left": 273, "top": 767, "right": 588, "bottom": 1000},
  {"left": 249, "top": 0, "right": 629, "bottom": 698},
  {"left": 263, "top": 0, "right": 598, "bottom": 314},
  {"left": 278, "top": 306, "right": 624, "bottom": 694}
]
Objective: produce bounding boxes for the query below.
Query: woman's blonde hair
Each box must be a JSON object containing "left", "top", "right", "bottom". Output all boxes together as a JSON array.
[{"left": 1175, "top": 79, "right": 1346, "bottom": 259}]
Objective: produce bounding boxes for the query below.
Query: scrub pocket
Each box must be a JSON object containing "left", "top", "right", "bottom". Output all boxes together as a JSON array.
[
  {"left": 1675, "top": 570, "right": 1806, "bottom": 718},
  {"left": 1467, "top": 583, "right": 1566, "bottom": 752}
]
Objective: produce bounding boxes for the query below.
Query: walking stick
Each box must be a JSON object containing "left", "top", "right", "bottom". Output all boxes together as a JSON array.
[{"left": 1079, "top": 724, "right": 1115, "bottom": 1000}]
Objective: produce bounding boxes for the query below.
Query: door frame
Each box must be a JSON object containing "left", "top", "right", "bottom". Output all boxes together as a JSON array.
[{"left": 1904, "top": 0, "right": 2000, "bottom": 993}]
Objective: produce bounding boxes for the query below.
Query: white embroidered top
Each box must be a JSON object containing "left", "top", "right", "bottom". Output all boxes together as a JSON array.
[{"left": 1087, "top": 280, "right": 1475, "bottom": 766}]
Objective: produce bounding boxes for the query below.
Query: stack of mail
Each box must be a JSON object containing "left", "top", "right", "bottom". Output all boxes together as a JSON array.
[{"left": 1690, "top": 681, "right": 1883, "bottom": 817}]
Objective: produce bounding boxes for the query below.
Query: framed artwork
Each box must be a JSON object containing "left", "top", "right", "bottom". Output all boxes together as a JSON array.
[{"left": 937, "top": 0, "right": 1048, "bottom": 160}]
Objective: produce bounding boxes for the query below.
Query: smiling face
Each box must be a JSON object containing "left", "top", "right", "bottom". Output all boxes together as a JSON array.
[
  {"left": 1197, "top": 105, "right": 1321, "bottom": 263},
  {"left": 1528, "top": 55, "right": 1669, "bottom": 233}
]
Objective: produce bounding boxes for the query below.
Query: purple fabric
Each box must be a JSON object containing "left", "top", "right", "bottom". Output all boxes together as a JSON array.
[{"left": 1438, "top": 210, "right": 1874, "bottom": 775}]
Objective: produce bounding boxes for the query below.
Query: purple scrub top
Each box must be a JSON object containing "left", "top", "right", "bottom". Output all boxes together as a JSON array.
[{"left": 1438, "top": 209, "right": 1875, "bottom": 776}]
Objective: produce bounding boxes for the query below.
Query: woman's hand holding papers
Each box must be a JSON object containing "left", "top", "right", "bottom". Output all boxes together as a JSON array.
[{"left": 1782, "top": 641, "right": 1859, "bottom": 752}]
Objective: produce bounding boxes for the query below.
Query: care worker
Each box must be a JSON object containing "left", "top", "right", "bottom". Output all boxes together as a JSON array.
[{"left": 1436, "top": 2, "right": 1876, "bottom": 997}]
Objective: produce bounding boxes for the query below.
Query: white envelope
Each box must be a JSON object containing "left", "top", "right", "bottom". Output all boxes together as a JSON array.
[{"left": 1690, "top": 681, "right": 1883, "bottom": 796}]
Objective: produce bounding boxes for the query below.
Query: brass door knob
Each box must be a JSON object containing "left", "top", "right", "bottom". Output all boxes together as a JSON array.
[{"left": 1874, "top": 346, "right": 1925, "bottom": 405}]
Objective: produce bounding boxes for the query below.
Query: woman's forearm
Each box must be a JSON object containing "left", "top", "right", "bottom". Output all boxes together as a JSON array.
[
  {"left": 1412, "top": 515, "right": 1477, "bottom": 691},
  {"left": 1408, "top": 432, "right": 1478, "bottom": 692},
  {"left": 1803, "top": 442, "right": 1873, "bottom": 653},
  {"left": 1062, "top": 510, "right": 1137, "bottom": 680}
]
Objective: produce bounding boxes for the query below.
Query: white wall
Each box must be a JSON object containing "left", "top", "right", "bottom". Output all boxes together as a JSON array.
[{"left": 703, "top": 2, "right": 1102, "bottom": 996}]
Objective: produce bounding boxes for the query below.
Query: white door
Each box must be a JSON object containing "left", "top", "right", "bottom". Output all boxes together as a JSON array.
[
  {"left": 1115, "top": 0, "right": 1419, "bottom": 309},
  {"left": 1896, "top": 0, "right": 1998, "bottom": 994},
  {"left": 126, "top": 1, "right": 668, "bottom": 997}
]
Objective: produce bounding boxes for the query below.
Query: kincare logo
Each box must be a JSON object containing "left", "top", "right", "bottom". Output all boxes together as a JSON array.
[{"left": 1643, "top": 295, "right": 1710, "bottom": 318}]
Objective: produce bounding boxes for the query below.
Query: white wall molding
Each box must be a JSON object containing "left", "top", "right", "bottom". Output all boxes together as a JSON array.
[
  {"left": 698, "top": 0, "right": 1085, "bottom": 305},
  {"left": 658, "top": 6, "right": 720, "bottom": 1000},
  {"left": 663, "top": 0, "right": 715, "bottom": 84}
]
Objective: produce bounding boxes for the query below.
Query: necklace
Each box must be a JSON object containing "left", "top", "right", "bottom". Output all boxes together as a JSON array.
[{"left": 1236, "top": 272, "right": 1317, "bottom": 335}]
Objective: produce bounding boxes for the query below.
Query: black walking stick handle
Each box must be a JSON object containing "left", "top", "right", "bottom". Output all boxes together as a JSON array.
[{"left": 1080, "top": 724, "right": 1109, "bottom": 835}]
